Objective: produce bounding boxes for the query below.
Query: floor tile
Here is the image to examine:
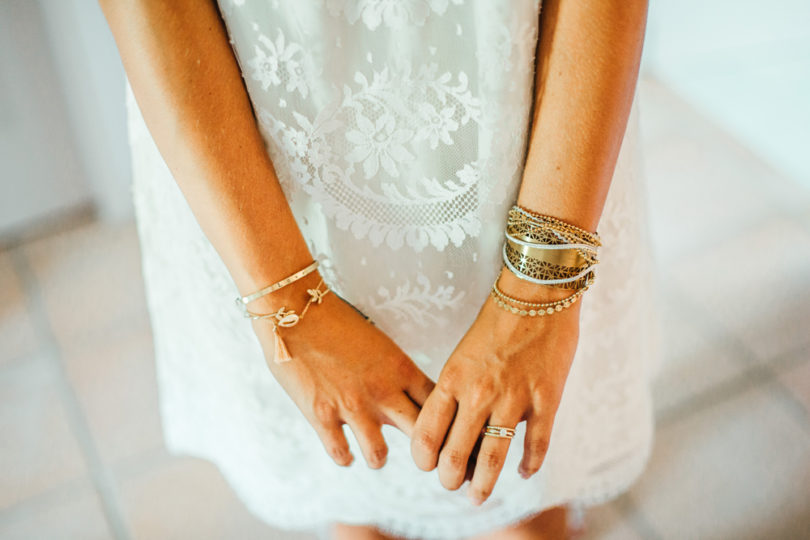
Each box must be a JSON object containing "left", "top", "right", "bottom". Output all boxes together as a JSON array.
[
  {"left": 0, "top": 479, "right": 111, "bottom": 540},
  {"left": 60, "top": 315, "right": 164, "bottom": 466},
  {"left": 667, "top": 216, "right": 810, "bottom": 363},
  {"left": 777, "top": 351, "right": 810, "bottom": 420},
  {"left": 636, "top": 77, "right": 810, "bottom": 264},
  {"left": 20, "top": 219, "right": 148, "bottom": 351},
  {"left": 630, "top": 382, "right": 810, "bottom": 539},
  {"left": 650, "top": 295, "right": 749, "bottom": 420},
  {"left": 0, "top": 354, "right": 88, "bottom": 508},
  {"left": 116, "top": 453, "right": 315, "bottom": 540},
  {"left": 0, "top": 251, "right": 38, "bottom": 366}
]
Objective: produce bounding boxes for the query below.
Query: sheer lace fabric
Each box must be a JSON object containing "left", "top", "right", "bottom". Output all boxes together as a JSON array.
[{"left": 126, "top": 0, "right": 662, "bottom": 538}]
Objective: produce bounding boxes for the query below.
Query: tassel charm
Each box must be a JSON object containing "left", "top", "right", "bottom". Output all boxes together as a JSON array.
[
  {"left": 272, "top": 325, "right": 293, "bottom": 363},
  {"left": 242, "top": 278, "right": 331, "bottom": 366}
]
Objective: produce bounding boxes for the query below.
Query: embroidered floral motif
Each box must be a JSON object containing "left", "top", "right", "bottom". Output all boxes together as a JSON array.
[
  {"left": 414, "top": 102, "right": 459, "bottom": 149},
  {"left": 247, "top": 29, "right": 310, "bottom": 98},
  {"left": 345, "top": 111, "right": 415, "bottom": 178},
  {"left": 255, "top": 58, "right": 486, "bottom": 252},
  {"left": 367, "top": 272, "right": 466, "bottom": 327}
]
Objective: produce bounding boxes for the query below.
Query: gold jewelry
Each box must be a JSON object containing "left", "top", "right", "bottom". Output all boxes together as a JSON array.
[
  {"left": 508, "top": 206, "right": 601, "bottom": 247},
  {"left": 503, "top": 205, "right": 600, "bottom": 289},
  {"left": 482, "top": 425, "right": 516, "bottom": 439},
  {"left": 235, "top": 260, "right": 319, "bottom": 316},
  {"left": 503, "top": 242, "right": 595, "bottom": 289},
  {"left": 490, "top": 269, "right": 592, "bottom": 317},
  {"left": 245, "top": 279, "right": 331, "bottom": 363}
]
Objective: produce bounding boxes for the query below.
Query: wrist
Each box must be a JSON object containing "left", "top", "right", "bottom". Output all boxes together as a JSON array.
[{"left": 243, "top": 269, "right": 326, "bottom": 320}]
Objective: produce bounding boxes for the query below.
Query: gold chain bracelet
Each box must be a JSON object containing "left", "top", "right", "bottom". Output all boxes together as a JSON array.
[
  {"left": 490, "top": 268, "right": 593, "bottom": 317},
  {"left": 245, "top": 278, "right": 331, "bottom": 364}
]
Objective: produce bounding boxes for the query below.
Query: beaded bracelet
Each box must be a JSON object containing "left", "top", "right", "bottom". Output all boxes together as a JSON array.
[{"left": 490, "top": 268, "right": 592, "bottom": 317}]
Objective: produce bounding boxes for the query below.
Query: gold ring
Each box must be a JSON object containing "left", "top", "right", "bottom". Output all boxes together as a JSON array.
[{"left": 482, "top": 425, "right": 516, "bottom": 439}]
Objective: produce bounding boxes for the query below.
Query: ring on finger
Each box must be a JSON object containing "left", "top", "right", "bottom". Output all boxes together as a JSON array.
[{"left": 481, "top": 425, "right": 516, "bottom": 439}]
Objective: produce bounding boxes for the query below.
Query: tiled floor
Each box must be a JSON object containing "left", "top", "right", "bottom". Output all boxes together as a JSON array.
[{"left": 1, "top": 74, "right": 809, "bottom": 539}]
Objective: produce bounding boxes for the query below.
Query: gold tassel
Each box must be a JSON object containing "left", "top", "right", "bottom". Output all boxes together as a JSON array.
[{"left": 273, "top": 326, "right": 292, "bottom": 363}]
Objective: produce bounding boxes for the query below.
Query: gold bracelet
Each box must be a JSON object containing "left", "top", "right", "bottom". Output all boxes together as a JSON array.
[
  {"left": 245, "top": 278, "right": 331, "bottom": 363},
  {"left": 503, "top": 242, "right": 596, "bottom": 290},
  {"left": 490, "top": 269, "right": 592, "bottom": 317},
  {"left": 509, "top": 205, "right": 601, "bottom": 247},
  {"left": 235, "top": 259, "right": 319, "bottom": 316}
]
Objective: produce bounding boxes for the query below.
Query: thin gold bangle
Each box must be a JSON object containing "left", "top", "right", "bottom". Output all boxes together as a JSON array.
[{"left": 235, "top": 260, "right": 319, "bottom": 315}]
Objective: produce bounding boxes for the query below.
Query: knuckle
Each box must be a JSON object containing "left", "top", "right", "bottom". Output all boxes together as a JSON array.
[
  {"left": 438, "top": 365, "right": 461, "bottom": 390},
  {"left": 369, "top": 445, "right": 388, "bottom": 467},
  {"left": 393, "top": 354, "right": 415, "bottom": 380},
  {"left": 340, "top": 392, "right": 364, "bottom": 414},
  {"left": 312, "top": 399, "right": 337, "bottom": 424},
  {"left": 481, "top": 449, "right": 502, "bottom": 470},
  {"left": 528, "top": 437, "right": 549, "bottom": 458},
  {"left": 529, "top": 385, "right": 548, "bottom": 412},
  {"left": 469, "top": 378, "right": 496, "bottom": 405},
  {"left": 328, "top": 445, "right": 351, "bottom": 465},
  {"left": 440, "top": 448, "right": 467, "bottom": 471},
  {"left": 413, "top": 430, "right": 438, "bottom": 454},
  {"left": 471, "top": 485, "right": 493, "bottom": 501}
]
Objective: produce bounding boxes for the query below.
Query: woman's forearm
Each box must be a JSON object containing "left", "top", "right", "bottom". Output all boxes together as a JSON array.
[
  {"left": 99, "top": 0, "right": 316, "bottom": 304},
  {"left": 517, "top": 0, "right": 649, "bottom": 232}
]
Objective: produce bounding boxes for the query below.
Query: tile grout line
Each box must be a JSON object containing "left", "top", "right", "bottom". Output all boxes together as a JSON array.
[
  {"left": 650, "top": 204, "right": 810, "bottom": 273},
  {"left": 658, "top": 277, "right": 810, "bottom": 432},
  {"left": 8, "top": 248, "right": 132, "bottom": 540}
]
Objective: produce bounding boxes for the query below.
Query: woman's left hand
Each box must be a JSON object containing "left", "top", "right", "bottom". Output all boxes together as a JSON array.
[{"left": 410, "top": 266, "right": 583, "bottom": 505}]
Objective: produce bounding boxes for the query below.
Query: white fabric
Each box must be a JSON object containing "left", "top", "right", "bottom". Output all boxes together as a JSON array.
[{"left": 126, "top": 0, "right": 662, "bottom": 538}]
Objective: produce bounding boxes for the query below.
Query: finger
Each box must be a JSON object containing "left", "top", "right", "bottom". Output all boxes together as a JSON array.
[
  {"left": 464, "top": 435, "right": 483, "bottom": 483},
  {"left": 311, "top": 418, "right": 355, "bottom": 467},
  {"left": 467, "top": 408, "right": 522, "bottom": 505},
  {"left": 380, "top": 392, "right": 421, "bottom": 438},
  {"left": 436, "top": 402, "right": 490, "bottom": 491},
  {"left": 410, "top": 387, "right": 457, "bottom": 471},
  {"left": 405, "top": 371, "right": 436, "bottom": 408},
  {"left": 345, "top": 413, "right": 389, "bottom": 469},
  {"left": 518, "top": 410, "right": 551, "bottom": 479}
]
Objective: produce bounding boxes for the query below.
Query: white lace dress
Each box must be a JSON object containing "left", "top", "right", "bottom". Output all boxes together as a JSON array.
[{"left": 125, "top": 0, "right": 662, "bottom": 538}]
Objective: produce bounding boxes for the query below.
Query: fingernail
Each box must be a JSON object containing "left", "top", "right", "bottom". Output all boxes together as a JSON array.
[{"left": 467, "top": 486, "right": 484, "bottom": 505}]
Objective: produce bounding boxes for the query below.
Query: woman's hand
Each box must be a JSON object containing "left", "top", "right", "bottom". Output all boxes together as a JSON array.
[
  {"left": 410, "top": 266, "right": 582, "bottom": 505},
  {"left": 251, "top": 270, "right": 436, "bottom": 469}
]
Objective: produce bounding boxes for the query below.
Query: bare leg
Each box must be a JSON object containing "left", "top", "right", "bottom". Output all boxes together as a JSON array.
[
  {"left": 468, "top": 505, "right": 569, "bottom": 540},
  {"left": 330, "top": 522, "right": 407, "bottom": 540}
]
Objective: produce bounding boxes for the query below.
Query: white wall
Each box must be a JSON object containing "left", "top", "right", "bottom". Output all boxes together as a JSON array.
[
  {"left": 0, "top": 0, "right": 133, "bottom": 240},
  {"left": 0, "top": 0, "right": 91, "bottom": 237}
]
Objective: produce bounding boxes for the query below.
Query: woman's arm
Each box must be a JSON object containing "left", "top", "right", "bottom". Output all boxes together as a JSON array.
[
  {"left": 100, "top": 0, "right": 437, "bottom": 470},
  {"left": 411, "top": 0, "right": 649, "bottom": 505},
  {"left": 99, "top": 0, "right": 317, "bottom": 307},
  {"left": 498, "top": 0, "right": 649, "bottom": 300}
]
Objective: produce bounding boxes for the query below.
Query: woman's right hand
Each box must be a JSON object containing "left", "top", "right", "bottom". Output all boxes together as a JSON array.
[{"left": 250, "top": 270, "right": 436, "bottom": 469}]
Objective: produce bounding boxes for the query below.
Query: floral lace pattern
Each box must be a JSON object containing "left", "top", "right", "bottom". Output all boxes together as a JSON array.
[{"left": 126, "top": 0, "right": 660, "bottom": 538}]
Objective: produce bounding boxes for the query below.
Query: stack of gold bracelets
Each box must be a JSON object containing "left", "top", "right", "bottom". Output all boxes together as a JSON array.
[
  {"left": 234, "top": 260, "right": 330, "bottom": 363},
  {"left": 493, "top": 204, "right": 601, "bottom": 316}
]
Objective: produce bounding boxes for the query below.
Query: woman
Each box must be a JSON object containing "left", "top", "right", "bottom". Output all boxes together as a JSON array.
[{"left": 100, "top": 0, "right": 657, "bottom": 538}]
